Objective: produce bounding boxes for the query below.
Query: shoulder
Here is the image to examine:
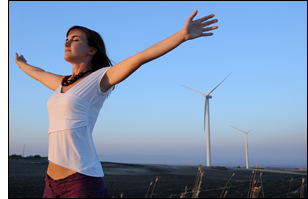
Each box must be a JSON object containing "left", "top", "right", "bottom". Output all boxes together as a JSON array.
[
  {"left": 99, "top": 66, "right": 113, "bottom": 93},
  {"left": 94, "top": 66, "right": 111, "bottom": 76}
]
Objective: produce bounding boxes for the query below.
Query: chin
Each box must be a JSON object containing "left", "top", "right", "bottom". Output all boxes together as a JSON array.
[{"left": 64, "top": 56, "right": 72, "bottom": 62}]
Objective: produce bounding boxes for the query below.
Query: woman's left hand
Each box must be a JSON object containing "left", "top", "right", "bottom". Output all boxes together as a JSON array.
[{"left": 182, "top": 10, "right": 218, "bottom": 41}]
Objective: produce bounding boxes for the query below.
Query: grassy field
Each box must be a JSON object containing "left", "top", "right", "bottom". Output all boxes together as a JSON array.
[{"left": 8, "top": 157, "right": 307, "bottom": 198}]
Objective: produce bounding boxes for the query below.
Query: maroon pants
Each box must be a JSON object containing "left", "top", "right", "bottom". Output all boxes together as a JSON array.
[{"left": 42, "top": 172, "right": 110, "bottom": 198}]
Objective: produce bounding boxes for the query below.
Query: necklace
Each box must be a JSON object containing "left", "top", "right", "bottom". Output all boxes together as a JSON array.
[{"left": 61, "top": 70, "right": 92, "bottom": 86}]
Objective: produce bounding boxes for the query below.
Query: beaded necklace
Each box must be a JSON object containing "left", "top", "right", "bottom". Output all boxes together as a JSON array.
[{"left": 61, "top": 70, "right": 92, "bottom": 86}]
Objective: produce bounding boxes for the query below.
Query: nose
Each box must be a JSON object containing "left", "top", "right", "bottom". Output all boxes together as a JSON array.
[{"left": 64, "top": 40, "right": 70, "bottom": 47}]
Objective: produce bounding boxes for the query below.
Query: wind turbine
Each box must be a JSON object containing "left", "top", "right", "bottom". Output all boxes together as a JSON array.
[
  {"left": 229, "top": 125, "right": 260, "bottom": 169},
  {"left": 181, "top": 72, "right": 231, "bottom": 167}
]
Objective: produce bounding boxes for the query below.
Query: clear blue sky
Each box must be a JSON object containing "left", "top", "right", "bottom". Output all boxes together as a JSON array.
[{"left": 9, "top": 1, "right": 307, "bottom": 168}]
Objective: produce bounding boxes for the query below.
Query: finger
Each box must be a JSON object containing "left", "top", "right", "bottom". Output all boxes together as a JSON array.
[
  {"left": 201, "top": 32, "right": 214, "bottom": 37},
  {"left": 187, "top": 10, "right": 198, "bottom": 21},
  {"left": 202, "top": 19, "right": 218, "bottom": 27},
  {"left": 199, "top": 14, "right": 215, "bottom": 22},
  {"left": 203, "top": 26, "right": 218, "bottom": 32}
]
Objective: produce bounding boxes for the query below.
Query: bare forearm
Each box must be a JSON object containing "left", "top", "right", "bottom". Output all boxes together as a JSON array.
[
  {"left": 138, "top": 29, "right": 186, "bottom": 65},
  {"left": 17, "top": 62, "right": 45, "bottom": 81}
]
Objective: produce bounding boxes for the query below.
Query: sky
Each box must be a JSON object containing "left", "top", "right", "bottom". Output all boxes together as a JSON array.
[{"left": 8, "top": 1, "right": 307, "bottom": 168}]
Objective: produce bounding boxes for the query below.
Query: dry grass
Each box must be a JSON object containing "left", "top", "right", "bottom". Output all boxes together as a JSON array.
[
  {"left": 300, "top": 177, "right": 305, "bottom": 198},
  {"left": 249, "top": 164, "right": 265, "bottom": 198},
  {"left": 219, "top": 173, "right": 235, "bottom": 198},
  {"left": 260, "top": 172, "right": 264, "bottom": 198},
  {"left": 244, "top": 164, "right": 265, "bottom": 198},
  {"left": 140, "top": 163, "right": 306, "bottom": 198},
  {"left": 179, "top": 186, "right": 187, "bottom": 198},
  {"left": 145, "top": 181, "right": 153, "bottom": 198},
  {"left": 192, "top": 166, "right": 204, "bottom": 198},
  {"left": 150, "top": 177, "right": 159, "bottom": 198},
  {"left": 286, "top": 177, "right": 293, "bottom": 198}
]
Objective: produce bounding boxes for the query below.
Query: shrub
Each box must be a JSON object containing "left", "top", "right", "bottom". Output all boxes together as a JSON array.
[{"left": 9, "top": 154, "right": 22, "bottom": 158}]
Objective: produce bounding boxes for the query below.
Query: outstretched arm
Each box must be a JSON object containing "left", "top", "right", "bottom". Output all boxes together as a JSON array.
[
  {"left": 100, "top": 10, "right": 218, "bottom": 92},
  {"left": 15, "top": 53, "right": 64, "bottom": 91}
]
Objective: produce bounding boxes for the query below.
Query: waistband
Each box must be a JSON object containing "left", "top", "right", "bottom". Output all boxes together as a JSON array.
[
  {"left": 44, "top": 172, "right": 107, "bottom": 197},
  {"left": 46, "top": 172, "right": 88, "bottom": 183}
]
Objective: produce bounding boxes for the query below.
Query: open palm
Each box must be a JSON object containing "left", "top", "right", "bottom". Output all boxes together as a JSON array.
[
  {"left": 183, "top": 10, "right": 218, "bottom": 40},
  {"left": 15, "top": 53, "right": 27, "bottom": 64}
]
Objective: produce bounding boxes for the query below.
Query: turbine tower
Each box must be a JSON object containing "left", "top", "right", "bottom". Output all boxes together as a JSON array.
[
  {"left": 181, "top": 73, "right": 231, "bottom": 167},
  {"left": 229, "top": 125, "right": 259, "bottom": 169}
]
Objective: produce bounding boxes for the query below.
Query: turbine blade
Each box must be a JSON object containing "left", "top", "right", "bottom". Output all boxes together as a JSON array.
[
  {"left": 181, "top": 85, "right": 206, "bottom": 97},
  {"left": 247, "top": 123, "right": 261, "bottom": 134},
  {"left": 206, "top": 72, "right": 232, "bottom": 96},
  {"left": 230, "top": 125, "right": 247, "bottom": 134}
]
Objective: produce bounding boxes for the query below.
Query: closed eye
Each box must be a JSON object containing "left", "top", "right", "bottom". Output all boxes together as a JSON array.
[
  {"left": 65, "top": 39, "right": 79, "bottom": 42},
  {"left": 65, "top": 36, "right": 80, "bottom": 42}
]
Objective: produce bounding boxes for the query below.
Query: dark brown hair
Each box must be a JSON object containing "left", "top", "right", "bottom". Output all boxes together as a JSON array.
[{"left": 66, "top": 26, "right": 113, "bottom": 71}]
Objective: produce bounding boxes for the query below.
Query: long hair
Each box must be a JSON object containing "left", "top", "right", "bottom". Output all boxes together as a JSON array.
[{"left": 66, "top": 26, "right": 113, "bottom": 71}]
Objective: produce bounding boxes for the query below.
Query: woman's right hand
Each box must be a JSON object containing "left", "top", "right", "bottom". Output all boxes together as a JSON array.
[{"left": 15, "top": 53, "right": 27, "bottom": 66}]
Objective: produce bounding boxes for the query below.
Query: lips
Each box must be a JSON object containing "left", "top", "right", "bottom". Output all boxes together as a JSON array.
[{"left": 65, "top": 49, "right": 71, "bottom": 52}]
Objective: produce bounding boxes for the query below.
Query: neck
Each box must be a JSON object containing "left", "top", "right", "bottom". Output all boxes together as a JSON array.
[{"left": 71, "top": 63, "right": 92, "bottom": 77}]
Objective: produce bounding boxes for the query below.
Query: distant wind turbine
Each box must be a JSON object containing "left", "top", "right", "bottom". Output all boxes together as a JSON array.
[
  {"left": 229, "top": 125, "right": 260, "bottom": 169},
  {"left": 181, "top": 72, "right": 231, "bottom": 167}
]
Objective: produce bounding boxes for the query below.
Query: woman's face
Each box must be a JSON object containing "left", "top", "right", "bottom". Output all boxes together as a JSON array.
[{"left": 64, "top": 29, "right": 94, "bottom": 63}]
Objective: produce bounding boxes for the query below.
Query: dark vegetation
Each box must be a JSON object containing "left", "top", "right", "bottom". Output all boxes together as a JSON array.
[{"left": 9, "top": 156, "right": 307, "bottom": 198}]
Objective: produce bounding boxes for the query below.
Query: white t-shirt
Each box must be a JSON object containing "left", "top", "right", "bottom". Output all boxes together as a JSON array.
[{"left": 46, "top": 66, "right": 113, "bottom": 177}]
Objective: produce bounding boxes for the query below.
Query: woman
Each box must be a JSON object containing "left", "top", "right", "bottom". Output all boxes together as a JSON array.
[{"left": 15, "top": 10, "right": 218, "bottom": 198}]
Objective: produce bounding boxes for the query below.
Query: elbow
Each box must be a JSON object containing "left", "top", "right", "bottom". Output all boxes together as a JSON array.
[{"left": 134, "top": 52, "right": 145, "bottom": 66}]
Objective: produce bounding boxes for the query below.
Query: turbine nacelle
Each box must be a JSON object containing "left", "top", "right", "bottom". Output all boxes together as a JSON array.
[{"left": 206, "top": 95, "right": 212, "bottom": 99}]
